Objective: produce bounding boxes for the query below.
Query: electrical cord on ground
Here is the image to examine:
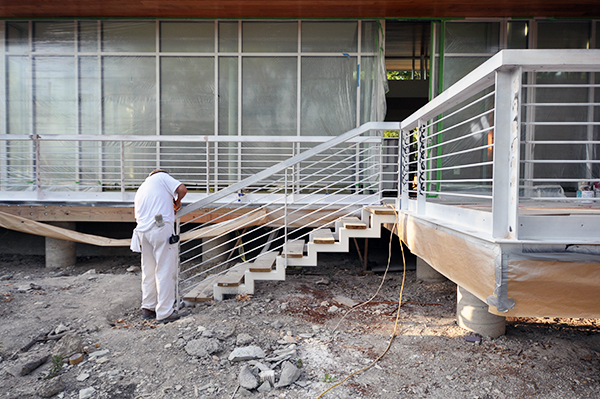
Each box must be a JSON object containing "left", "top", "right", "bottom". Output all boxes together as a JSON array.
[{"left": 317, "top": 204, "right": 406, "bottom": 399}]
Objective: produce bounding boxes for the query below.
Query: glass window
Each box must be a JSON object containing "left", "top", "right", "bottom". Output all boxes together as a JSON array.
[
  {"left": 79, "top": 22, "right": 98, "bottom": 52},
  {"left": 537, "top": 21, "right": 590, "bottom": 49},
  {"left": 361, "top": 21, "right": 379, "bottom": 53},
  {"left": 445, "top": 22, "right": 500, "bottom": 54},
  {"left": 33, "top": 22, "right": 75, "bottom": 53},
  {"left": 161, "top": 57, "right": 215, "bottom": 135},
  {"left": 102, "top": 22, "right": 155, "bottom": 52},
  {"left": 301, "top": 22, "right": 357, "bottom": 53},
  {"left": 507, "top": 21, "right": 528, "bottom": 49},
  {"left": 79, "top": 57, "right": 100, "bottom": 135},
  {"left": 301, "top": 57, "right": 356, "bottom": 135},
  {"left": 7, "top": 56, "right": 31, "bottom": 134},
  {"left": 242, "top": 22, "right": 297, "bottom": 53},
  {"left": 7, "top": 22, "right": 29, "bottom": 53},
  {"left": 102, "top": 56, "right": 156, "bottom": 135},
  {"left": 219, "top": 22, "right": 238, "bottom": 53},
  {"left": 34, "top": 57, "right": 76, "bottom": 135},
  {"left": 219, "top": 57, "right": 238, "bottom": 136},
  {"left": 443, "top": 57, "right": 489, "bottom": 90},
  {"left": 242, "top": 57, "right": 297, "bottom": 135},
  {"left": 161, "top": 22, "right": 214, "bottom": 53}
]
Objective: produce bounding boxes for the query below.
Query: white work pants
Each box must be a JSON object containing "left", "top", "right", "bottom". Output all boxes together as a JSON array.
[{"left": 138, "top": 223, "right": 178, "bottom": 320}]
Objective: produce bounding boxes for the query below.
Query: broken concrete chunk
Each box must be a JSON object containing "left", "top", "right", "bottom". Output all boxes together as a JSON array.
[
  {"left": 126, "top": 266, "right": 140, "bottom": 273},
  {"left": 275, "top": 361, "right": 300, "bottom": 388},
  {"left": 79, "top": 387, "right": 96, "bottom": 399},
  {"left": 52, "top": 333, "right": 82, "bottom": 358},
  {"left": 20, "top": 355, "right": 50, "bottom": 376},
  {"left": 228, "top": 346, "right": 265, "bottom": 362},
  {"left": 238, "top": 365, "right": 258, "bottom": 390},
  {"left": 37, "top": 377, "right": 65, "bottom": 398},
  {"left": 184, "top": 338, "right": 221, "bottom": 358},
  {"left": 236, "top": 333, "right": 253, "bottom": 346},
  {"left": 87, "top": 349, "right": 109, "bottom": 359}
]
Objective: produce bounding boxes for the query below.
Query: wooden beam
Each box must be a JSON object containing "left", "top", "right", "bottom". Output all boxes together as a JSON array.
[{"left": 0, "top": 1, "right": 599, "bottom": 19}]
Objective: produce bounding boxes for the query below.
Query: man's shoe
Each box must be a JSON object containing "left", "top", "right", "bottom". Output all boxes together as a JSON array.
[
  {"left": 141, "top": 308, "right": 156, "bottom": 320},
  {"left": 157, "top": 310, "right": 183, "bottom": 324}
]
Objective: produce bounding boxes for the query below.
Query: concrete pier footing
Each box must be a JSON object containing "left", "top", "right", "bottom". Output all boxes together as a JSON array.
[
  {"left": 457, "top": 285, "right": 506, "bottom": 338},
  {"left": 416, "top": 257, "right": 447, "bottom": 282},
  {"left": 202, "top": 233, "right": 233, "bottom": 270},
  {"left": 45, "top": 222, "right": 76, "bottom": 269}
]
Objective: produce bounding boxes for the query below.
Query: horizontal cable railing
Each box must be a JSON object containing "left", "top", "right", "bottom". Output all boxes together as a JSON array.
[
  {"left": 0, "top": 134, "right": 383, "bottom": 201},
  {"left": 176, "top": 122, "right": 400, "bottom": 297},
  {"left": 400, "top": 49, "right": 600, "bottom": 241}
]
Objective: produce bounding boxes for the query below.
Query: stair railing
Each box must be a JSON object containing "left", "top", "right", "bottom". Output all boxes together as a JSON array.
[{"left": 176, "top": 122, "right": 400, "bottom": 298}]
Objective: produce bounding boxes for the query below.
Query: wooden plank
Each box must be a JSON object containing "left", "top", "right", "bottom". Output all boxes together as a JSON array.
[
  {"left": 217, "top": 265, "right": 249, "bottom": 287},
  {"left": 249, "top": 252, "right": 278, "bottom": 272},
  {"left": 333, "top": 295, "right": 358, "bottom": 307},
  {"left": 341, "top": 217, "right": 367, "bottom": 229},
  {"left": 182, "top": 277, "right": 217, "bottom": 302},
  {"left": 365, "top": 205, "right": 396, "bottom": 215},
  {"left": 282, "top": 240, "right": 305, "bottom": 258},
  {"left": 312, "top": 228, "right": 335, "bottom": 244}
]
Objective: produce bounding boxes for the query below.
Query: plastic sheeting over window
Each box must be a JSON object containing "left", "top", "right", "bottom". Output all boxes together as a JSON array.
[{"left": 0, "top": 20, "right": 387, "bottom": 193}]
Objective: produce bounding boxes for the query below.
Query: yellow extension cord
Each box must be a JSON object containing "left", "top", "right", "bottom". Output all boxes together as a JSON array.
[{"left": 317, "top": 204, "right": 406, "bottom": 399}]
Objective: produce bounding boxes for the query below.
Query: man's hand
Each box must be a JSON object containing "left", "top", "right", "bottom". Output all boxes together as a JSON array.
[{"left": 174, "top": 184, "right": 187, "bottom": 213}]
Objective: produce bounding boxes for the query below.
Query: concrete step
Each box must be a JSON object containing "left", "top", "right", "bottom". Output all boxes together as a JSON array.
[
  {"left": 282, "top": 239, "right": 305, "bottom": 258},
  {"left": 249, "top": 251, "right": 278, "bottom": 272},
  {"left": 312, "top": 228, "right": 335, "bottom": 244}
]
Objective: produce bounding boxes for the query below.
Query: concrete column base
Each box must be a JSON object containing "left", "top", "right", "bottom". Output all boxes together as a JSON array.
[
  {"left": 45, "top": 222, "right": 77, "bottom": 269},
  {"left": 457, "top": 286, "right": 505, "bottom": 338},
  {"left": 416, "top": 257, "right": 447, "bottom": 282},
  {"left": 202, "top": 232, "right": 233, "bottom": 271}
]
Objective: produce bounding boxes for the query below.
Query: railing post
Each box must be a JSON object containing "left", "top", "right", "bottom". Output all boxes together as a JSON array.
[
  {"left": 492, "top": 67, "right": 522, "bottom": 240},
  {"left": 400, "top": 129, "right": 409, "bottom": 211},
  {"left": 120, "top": 141, "right": 125, "bottom": 199},
  {"left": 33, "top": 134, "right": 42, "bottom": 200},
  {"left": 284, "top": 167, "right": 289, "bottom": 268},
  {"left": 417, "top": 120, "right": 426, "bottom": 215}
]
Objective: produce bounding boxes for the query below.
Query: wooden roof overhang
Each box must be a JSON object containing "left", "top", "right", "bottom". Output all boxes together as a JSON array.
[{"left": 0, "top": 0, "right": 599, "bottom": 19}]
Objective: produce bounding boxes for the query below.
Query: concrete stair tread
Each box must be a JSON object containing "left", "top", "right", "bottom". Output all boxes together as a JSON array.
[
  {"left": 217, "top": 264, "right": 250, "bottom": 287},
  {"left": 341, "top": 217, "right": 367, "bottom": 229},
  {"left": 365, "top": 205, "right": 396, "bottom": 215},
  {"left": 249, "top": 251, "right": 278, "bottom": 272},
  {"left": 312, "top": 228, "right": 335, "bottom": 244},
  {"left": 282, "top": 240, "right": 305, "bottom": 258},
  {"left": 182, "top": 276, "right": 216, "bottom": 302}
]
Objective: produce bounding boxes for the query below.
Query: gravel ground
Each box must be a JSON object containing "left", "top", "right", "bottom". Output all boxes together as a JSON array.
[{"left": 0, "top": 252, "right": 599, "bottom": 399}]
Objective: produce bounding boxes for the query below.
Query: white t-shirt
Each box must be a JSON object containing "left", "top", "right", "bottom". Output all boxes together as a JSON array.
[{"left": 134, "top": 172, "right": 182, "bottom": 232}]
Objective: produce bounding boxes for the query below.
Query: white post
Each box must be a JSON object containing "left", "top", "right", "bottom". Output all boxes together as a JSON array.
[
  {"left": 492, "top": 67, "right": 521, "bottom": 240},
  {"left": 416, "top": 120, "right": 426, "bottom": 215},
  {"left": 400, "top": 128, "right": 409, "bottom": 211}
]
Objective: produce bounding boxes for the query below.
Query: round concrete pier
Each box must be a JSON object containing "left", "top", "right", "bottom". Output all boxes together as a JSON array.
[
  {"left": 416, "top": 257, "right": 447, "bottom": 283},
  {"left": 202, "top": 232, "right": 233, "bottom": 270},
  {"left": 45, "top": 222, "right": 76, "bottom": 269},
  {"left": 457, "top": 286, "right": 505, "bottom": 338}
]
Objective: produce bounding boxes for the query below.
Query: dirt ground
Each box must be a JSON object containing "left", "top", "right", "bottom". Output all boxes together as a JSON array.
[{"left": 1, "top": 252, "right": 600, "bottom": 399}]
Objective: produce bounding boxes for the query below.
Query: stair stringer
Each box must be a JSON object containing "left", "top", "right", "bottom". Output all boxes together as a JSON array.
[{"left": 211, "top": 210, "right": 397, "bottom": 300}]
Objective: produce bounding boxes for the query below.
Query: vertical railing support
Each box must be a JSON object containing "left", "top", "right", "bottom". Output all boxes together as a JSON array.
[
  {"left": 400, "top": 129, "right": 409, "bottom": 211},
  {"left": 416, "top": 120, "right": 427, "bottom": 215},
  {"left": 492, "top": 67, "right": 522, "bottom": 240},
  {"left": 33, "top": 134, "right": 42, "bottom": 200},
  {"left": 120, "top": 141, "right": 125, "bottom": 199},
  {"left": 284, "top": 167, "right": 289, "bottom": 268}
]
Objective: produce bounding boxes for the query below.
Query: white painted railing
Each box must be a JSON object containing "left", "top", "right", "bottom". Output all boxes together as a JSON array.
[
  {"left": 0, "top": 133, "right": 398, "bottom": 203},
  {"left": 175, "top": 122, "right": 400, "bottom": 297},
  {"left": 401, "top": 49, "right": 600, "bottom": 243}
]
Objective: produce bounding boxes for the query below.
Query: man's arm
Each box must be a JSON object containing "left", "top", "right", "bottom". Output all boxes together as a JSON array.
[{"left": 173, "top": 184, "right": 187, "bottom": 213}]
